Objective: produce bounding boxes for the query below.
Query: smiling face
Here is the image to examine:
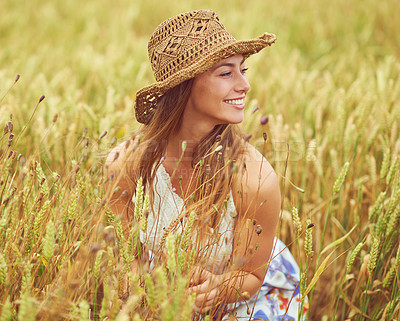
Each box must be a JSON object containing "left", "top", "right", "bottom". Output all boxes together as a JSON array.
[{"left": 183, "top": 54, "right": 250, "bottom": 128}]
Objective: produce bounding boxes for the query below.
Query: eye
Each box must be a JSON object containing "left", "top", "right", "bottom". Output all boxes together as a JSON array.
[
  {"left": 219, "top": 71, "right": 232, "bottom": 77},
  {"left": 241, "top": 67, "right": 248, "bottom": 74}
]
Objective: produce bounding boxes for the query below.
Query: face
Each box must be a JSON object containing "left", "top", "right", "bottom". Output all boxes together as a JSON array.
[{"left": 184, "top": 54, "right": 250, "bottom": 127}]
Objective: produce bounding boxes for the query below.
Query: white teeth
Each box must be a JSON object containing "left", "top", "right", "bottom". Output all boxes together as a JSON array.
[{"left": 225, "top": 99, "right": 244, "bottom": 105}]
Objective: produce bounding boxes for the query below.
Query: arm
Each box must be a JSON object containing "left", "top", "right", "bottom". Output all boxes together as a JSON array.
[
  {"left": 105, "top": 141, "right": 136, "bottom": 238},
  {"left": 105, "top": 142, "right": 146, "bottom": 280},
  {"left": 189, "top": 144, "right": 281, "bottom": 312}
]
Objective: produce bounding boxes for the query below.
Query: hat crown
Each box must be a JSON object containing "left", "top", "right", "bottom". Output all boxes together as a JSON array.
[{"left": 148, "top": 10, "right": 236, "bottom": 82}]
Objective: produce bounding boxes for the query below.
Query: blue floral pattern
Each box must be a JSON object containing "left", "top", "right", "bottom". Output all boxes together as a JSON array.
[{"left": 223, "top": 238, "right": 308, "bottom": 320}]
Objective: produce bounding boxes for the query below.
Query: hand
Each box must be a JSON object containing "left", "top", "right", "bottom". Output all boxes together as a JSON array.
[{"left": 188, "top": 267, "right": 222, "bottom": 313}]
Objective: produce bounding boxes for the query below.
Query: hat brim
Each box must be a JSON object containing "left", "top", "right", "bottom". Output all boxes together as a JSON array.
[{"left": 135, "top": 32, "right": 277, "bottom": 124}]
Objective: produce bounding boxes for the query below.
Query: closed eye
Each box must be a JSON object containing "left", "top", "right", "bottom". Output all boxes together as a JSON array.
[
  {"left": 219, "top": 68, "right": 247, "bottom": 77},
  {"left": 219, "top": 71, "right": 232, "bottom": 77}
]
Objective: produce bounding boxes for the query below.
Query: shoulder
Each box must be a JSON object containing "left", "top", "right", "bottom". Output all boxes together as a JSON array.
[
  {"left": 242, "top": 143, "right": 280, "bottom": 197},
  {"left": 233, "top": 143, "right": 281, "bottom": 220},
  {"left": 106, "top": 141, "right": 125, "bottom": 174},
  {"left": 105, "top": 140, "right": 136, "bottom": 172},
  {"left": 105, "top": 140, "right": 137, "bottom": 195}
]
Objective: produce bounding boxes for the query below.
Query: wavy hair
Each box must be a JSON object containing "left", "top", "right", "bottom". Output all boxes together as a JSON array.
[{"left": 126, "top": 78, "right": 246, "bottom": 234}]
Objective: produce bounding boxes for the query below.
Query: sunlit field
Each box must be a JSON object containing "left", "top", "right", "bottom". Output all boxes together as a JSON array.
[{"left": 0, "top": 0, "right": 399, "bottom": 320}]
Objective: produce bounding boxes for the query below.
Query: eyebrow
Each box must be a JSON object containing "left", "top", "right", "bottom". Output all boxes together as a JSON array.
[{"left": 212, "top": 57, "right": 246, "bottom": 70}]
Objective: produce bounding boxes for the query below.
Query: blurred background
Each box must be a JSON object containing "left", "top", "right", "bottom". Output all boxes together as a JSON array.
[{"left": 1, "top": 0, "right": 399, "bottom": 319}]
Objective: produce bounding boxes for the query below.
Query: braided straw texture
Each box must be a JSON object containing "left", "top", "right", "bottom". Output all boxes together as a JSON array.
[{"left": 135, "top": 9, "right": 276, "bottom": 124}]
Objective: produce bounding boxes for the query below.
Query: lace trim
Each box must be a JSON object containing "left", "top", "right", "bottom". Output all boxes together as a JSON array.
[
  {"left": 157, "top": 163, "right": 186, "bottom": 207},
  {"left": 139, "top": 163, "right": 236, "bottom": 268},
  {"left": 158, "top": 163, "right": 237, "bottom": 217}
]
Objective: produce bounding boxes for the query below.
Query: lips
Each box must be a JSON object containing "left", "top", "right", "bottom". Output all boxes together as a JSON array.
[{"left": 223, "top": 97, "right": 245, "bottom": 109}]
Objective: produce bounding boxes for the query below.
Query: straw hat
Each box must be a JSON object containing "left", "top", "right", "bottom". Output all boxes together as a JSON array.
[{"left": 134, "top": 9, "right": 276, "bottom": 124}]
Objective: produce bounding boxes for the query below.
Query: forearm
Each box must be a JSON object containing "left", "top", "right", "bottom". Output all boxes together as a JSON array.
[{"left": 216, "top": 270, "right": 263, "bottom": 305}]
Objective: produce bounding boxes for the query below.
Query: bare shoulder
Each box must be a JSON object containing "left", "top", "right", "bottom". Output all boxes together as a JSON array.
[
  {"left": 105, "top": 141, "right": 130, "bottom": 171},
  {"left": 234, "top": 143, "right": 281, "bottom": 222},
  {"left": 105, "top": 140, "right": 137, "bottom": 195},
  {"left": 242, "top": 143, "right": 280, "bottom": 197}
]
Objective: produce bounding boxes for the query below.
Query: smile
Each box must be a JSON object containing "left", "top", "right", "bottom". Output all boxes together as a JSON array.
[{"left": 224, "top": 98, "right": 244, "bottom": 105}]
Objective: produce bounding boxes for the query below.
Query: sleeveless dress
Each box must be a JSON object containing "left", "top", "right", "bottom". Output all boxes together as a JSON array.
[{"left": 138, "top": 164, "right": 308, "bottom": 321}]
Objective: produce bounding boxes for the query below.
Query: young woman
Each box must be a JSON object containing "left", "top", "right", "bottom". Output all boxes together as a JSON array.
[{"left": 106, "top": 9, "right": 306, "bottom": 320}]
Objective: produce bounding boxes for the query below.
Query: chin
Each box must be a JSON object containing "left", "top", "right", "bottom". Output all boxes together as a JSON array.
[{"left": 225, "top": 117, "right": 244, "bottom": 125}]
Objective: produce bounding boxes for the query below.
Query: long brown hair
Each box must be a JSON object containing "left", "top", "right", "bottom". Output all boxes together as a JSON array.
[{"left": 126, "top": 78, "right": 246, "bottom": 230}]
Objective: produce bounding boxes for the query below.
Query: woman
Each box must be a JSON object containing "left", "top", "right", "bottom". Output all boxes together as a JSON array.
[{"left": 106, "top": 9, "right": 306, "bottom": 320}]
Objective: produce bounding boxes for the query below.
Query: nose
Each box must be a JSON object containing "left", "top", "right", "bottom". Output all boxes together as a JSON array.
[{"left": 236, "top": 73, "right": 250, "bottom": 94}]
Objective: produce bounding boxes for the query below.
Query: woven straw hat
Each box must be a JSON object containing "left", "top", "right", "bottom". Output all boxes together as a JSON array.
[{"left": 135, "top": 9, "right": 276, "bottom": 124}]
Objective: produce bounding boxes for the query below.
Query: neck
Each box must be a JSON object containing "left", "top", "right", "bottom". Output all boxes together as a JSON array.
[{"left": 166, "top": 116, "right": 215, "bottom": 163}]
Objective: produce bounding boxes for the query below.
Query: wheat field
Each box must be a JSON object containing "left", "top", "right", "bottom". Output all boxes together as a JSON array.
[{"left": 0, "top": 0, "right": 399, "bottom": 320}]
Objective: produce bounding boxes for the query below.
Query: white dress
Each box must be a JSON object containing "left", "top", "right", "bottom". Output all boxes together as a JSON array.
[{"left": 138, "top": 164, "right": 307, "bottom": 320}]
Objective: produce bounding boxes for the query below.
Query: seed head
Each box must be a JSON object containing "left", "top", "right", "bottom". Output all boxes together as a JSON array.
[
  {"left": 139, "top": 195, "right": 150, "bottom": 232},
  {"left": 0, "top": 297, "right": 12, "bottom": 321},
  {"left": 166, "top": 233, "right": 176, "bottom": 272},
  {"left": 260, "top": 116, "right": 269, "bottom": 125},
  {"left": 110, "top": 136, "right": 117, "bottom": 146},
  {"left": 291, "top": 206, "right": 302, "bottom": 237},
  {"left": 43, "top": 221, "right": 56, "bottom": 263},
  {"left": 346, "top": 242, "right": 363, "bottom": 273},
  {"left": 333, "top": 161, "right": 350, "bottom": 194},
  {"left": 395, "top": 244, "right": 400, "bottom": 267},
  {"left": 144, "top": 273, "right": 156, "bottom": 308},
  {"left": 382, "top": 264, "right": 396, "bottom": 288},
  {"left": 0, "top": 253, "right": 7, "bottom": 285},
  {"left": 386, "top": 298, "right": 399, "bottom": 316},
  {"left": 18, "top": 292, "right": 37, "bottom": 321},
  {"left": 181, "top": 140, "right": 187, "bottom": 152},
  {"left": 181, "top": 211, "right": 195, "bottom": 251},
  {"left": 386, "top": 157, "right": 398, "bottom": 185},
  {"left": 304, "top": 219, "right": 313, "bottom": 256},
  {"left": 367, "top": 236, "right": 380, "bottom": 274},
  {"left": 78, "top": 301, "right": 90, "bottom": 321},
  {"left": 380, "top": 148, "right": 390, "bottom": 180},
  {"left": 98, "top": 130, "right": 107, "bottom": 141},
  {"left": 368, "top": 191, "right": 386, "bottom": 222},
  {"left": 368, "top": 155, "right": 377, "bottom": 184},
  {"left": 134, "top": 177, "right": 144, "bottom": 220},
  {"left": 241, "top": 291, "right": 250, "bottom": 300},
  {"left": 93, "top": 251, "right": 102, "bottom": 279}
]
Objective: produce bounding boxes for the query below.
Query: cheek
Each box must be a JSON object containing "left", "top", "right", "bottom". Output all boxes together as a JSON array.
[
  {"left": 191, "top": 75, "right": 229, "bottom": 106},
  {"left": 205, "top": 81, "right": 228, "bottom": 102},
  {"left": 192, "top": 81, "right": 215, "bottom": 103}
]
